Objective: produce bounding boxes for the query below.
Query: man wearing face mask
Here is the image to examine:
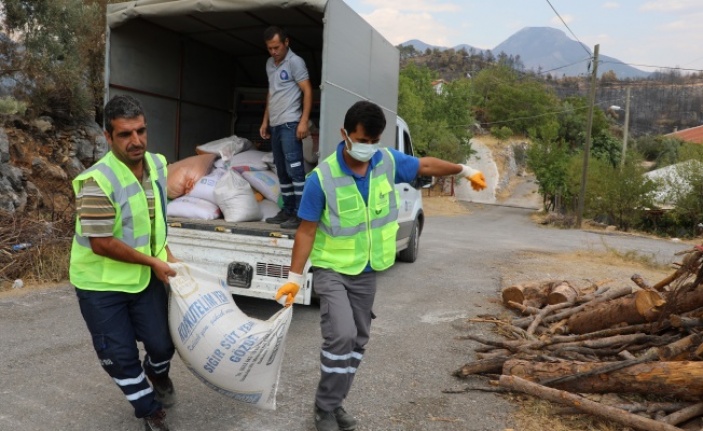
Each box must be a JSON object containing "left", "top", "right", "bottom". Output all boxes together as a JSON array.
[{"left": 275, "top": 100, "right": 486, "bottom": 431}]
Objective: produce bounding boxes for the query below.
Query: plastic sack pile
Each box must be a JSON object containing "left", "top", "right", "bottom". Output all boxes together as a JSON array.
[
  {"left": 166, "top": 135, "right": 283, "bottom": 222},
  {"left": 167, "top": 262, "right": 292, "bottom": 410}
]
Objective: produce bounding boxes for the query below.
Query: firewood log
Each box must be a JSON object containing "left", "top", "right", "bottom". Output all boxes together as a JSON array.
[
  {"left": 501, "top": 281, "right": 553, "bottom": 308},
  {"left": 503, "top": 359, "right": 703, "bottom": 400},
  {"left": 659, "top": 334, "right": 702, "bottom": 361},
  {"left": 652, "top": 249, "right": 703, "bottom": 291},
  {"left": 498, "top": 375, "right": 685, "bottom": 431},
  {"left": 553, "top": 402, "right": 693, "bottom": 415},
  {"left": 662, "top": 402, "right": 703, "bottom": 426},
  {"left": 453, "top": 356, "right": 509, "bottom": 377},
  {"left": 526, "top": 301, "right": 574, "bottom": 335},
  {"left": 632, "top": 273, "right": 653, "bottom": 290},
  {"left": 567, "top": 288, "right": 703, "bottom": 335},
  {"left": 547, "top": 281, "right": 579, "bottom": 305},
  {"left": 635, "top": 290, "right": 666, "bottom": 319},
  {"left": 512, "top": 285, "right": 632, "bottom": 329},
  {"left": 670, "top": 315, "right": 703, "bottom": 330}
]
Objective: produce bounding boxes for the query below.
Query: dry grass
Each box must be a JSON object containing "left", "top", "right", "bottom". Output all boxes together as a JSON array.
[
  {"left": 509, "top": 395, "right": 624, "bottom": 431},
  {"left": 0, "top": 211, "right": 74, "bottom": 290},
  {"left": 568, "top": 239, "right": 668, "bottom": 271},
  {"left": 500, "top": 248, "right": 674, "bottom": 298},
  {"left": 422, "top": 195, "right": 470, "bottom": 217}
]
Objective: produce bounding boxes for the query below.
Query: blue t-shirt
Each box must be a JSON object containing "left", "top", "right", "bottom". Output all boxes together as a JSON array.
[
  {"left": 298, "top": 142, "right": 420, "bottom": 222},
  {"left": 298, "top": 142, "right": 420, "bottom": 271}
]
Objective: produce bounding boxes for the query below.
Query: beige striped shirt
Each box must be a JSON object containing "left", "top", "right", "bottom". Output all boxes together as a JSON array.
[{"left": 76, "top": 171, "right": 155, "bottom": 237}]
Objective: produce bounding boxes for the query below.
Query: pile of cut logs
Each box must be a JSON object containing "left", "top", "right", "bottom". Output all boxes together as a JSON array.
[{"left": 453, "top": 245, "right": 703, "bottom": 431}]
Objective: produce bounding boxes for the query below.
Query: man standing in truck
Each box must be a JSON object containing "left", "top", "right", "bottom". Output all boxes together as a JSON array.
[
  {"left": 260, "top": 25, "right": 313, "bottom": 230},
  {"left": 70, "top": 95, "right": 178, "bottom": 431},
  {"left": 275, "top": 101, "right": 487, "bottom": 431}
]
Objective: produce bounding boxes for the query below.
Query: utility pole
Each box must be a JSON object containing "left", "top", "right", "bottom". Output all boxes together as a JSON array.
[
  {"left": 576, "top": 44, "right": 599, "bottom": 228},
  {"left": 620, "top": 86, "right": 631, "bottom": 169}
]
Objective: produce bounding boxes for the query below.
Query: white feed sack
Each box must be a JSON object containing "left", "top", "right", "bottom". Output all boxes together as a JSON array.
[
  {"left": 242, "top": 170, "right": 281, "bottom": 203},
  {"left": 167, "top": 196, "right": 221, "bottom": 220},
  {"left": 168, "top": 263, "right": 293, "bottom": 410},
  {"left": 196, "top": 135, "right": 253, "bottom": 158},
  {"left": 259, "top": 199, "right": 281, "bottom": 221},
  {"left": 187, "top": 167, "right": 227, "bottom": 204},
  {"left": 214, "top": 170, "right": 263, "bottom": 222},
  {"left": 227, "top": 150, "right": 270, "bottom": 173}
]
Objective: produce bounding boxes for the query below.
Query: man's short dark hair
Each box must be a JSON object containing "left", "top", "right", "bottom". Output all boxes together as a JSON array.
[
  {"left": 104, "top": 95, "right": 145, "bottom": 134},
  {"left": 264, "top": 26, "right": 287, "bottom": 42},
  {"left": 344, "top": 101, "right": 387, "bottom": 138}
]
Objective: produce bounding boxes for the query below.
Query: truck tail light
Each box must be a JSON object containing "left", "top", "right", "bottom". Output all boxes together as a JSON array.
[{"left": 227, "top": 262, "right": 253, "bottom": 288}]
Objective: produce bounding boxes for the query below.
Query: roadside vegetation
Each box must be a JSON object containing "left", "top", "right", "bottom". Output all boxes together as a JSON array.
[
  {"left": 1, "top": 212, "right": 73, "bottom": 288},
  {"left": 399, "top": 45, "right": 703, "bottom": 239}
]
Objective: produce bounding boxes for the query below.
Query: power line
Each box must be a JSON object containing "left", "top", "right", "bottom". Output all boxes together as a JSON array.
[
  {"left": 599, "top": 60, "right": 703, "bottom": 73},
  {"left": 405, "top": 96, "right": 629, "bottom": 130},
  {"left": 544, "top": 0, "right": 592, "bottom": 58},
  {"left": 537, "top": 56, "right": 592, "bottom": 75}
]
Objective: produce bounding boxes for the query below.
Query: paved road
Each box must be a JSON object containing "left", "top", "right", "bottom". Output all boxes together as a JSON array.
[{"left": 0, "top": 204, "right": 689, "bottom": 431}]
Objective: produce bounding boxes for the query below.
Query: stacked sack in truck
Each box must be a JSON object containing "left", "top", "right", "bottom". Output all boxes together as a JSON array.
[
  {"left": 166, "top": 153, "right": 222, "bottom": 219},
  {"left": 166, "top": 135, "right": 282, "bottom": 221}
]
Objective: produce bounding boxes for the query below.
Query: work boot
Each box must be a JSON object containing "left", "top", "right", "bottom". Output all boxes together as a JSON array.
[
  {"left": 143, "top": 409, "right": 169, "bottom": 431},
  {"left": 148, "top": 375, "right": 176, "bottom": 408},
  {"left": 334, "top": 406, "right": 358, "bottom": 431},
  {"left": 314, "top": 405, "right": 340, "bottom": 431},
  {"left": 280, "top": 216, "right": 302, "bottom": 229},
  {"left": 266, "top": 210, "right": 290, "bottom": 224}
]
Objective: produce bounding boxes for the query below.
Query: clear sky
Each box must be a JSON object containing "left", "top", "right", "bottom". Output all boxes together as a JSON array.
[{"left": 344, "top": 0, "right": 703, "bottom": 73}]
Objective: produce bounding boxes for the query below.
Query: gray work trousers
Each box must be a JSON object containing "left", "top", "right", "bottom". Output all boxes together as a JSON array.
[{"left": 313, "top": 267, "right": 376, "bottom": 412}]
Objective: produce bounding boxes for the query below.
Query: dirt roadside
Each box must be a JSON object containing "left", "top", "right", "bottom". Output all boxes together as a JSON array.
[{"left": 427, "top": 193, "right": 687, "bottom": 309}]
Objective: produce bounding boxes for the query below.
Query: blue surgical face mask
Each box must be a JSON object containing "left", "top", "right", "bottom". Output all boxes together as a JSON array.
[{"left": 344, "top": 130, "right": 379, "bottom": 162}]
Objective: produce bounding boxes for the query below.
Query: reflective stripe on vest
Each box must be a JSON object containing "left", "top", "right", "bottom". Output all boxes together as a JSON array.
[
  {"left": 70, "top": 152, "right": 168, "bottom": 292},
  {"left": 311, "top": 149, "right": 399, "bottom": 274}
]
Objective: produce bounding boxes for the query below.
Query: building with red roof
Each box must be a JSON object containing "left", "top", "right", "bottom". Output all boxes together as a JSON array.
[{"left": 666, "top": 125, "right": 703, "bottom": 144}]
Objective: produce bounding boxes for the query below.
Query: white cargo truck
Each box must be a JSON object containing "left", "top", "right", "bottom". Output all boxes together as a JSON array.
[{"left": 105, "top": 0, "right": 426, "bottom": 304}]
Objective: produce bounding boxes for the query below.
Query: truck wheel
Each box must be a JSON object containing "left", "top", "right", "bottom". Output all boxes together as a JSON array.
[{"left": 398, "top": 219, "right": 420, "bottom": 263}]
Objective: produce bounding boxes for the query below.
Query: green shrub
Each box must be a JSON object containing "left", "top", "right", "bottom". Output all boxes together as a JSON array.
[
  {"left": 492, "top": 125, "right": 513, "bottom": 140},
  {"left": 580, "top": 157, "right": 656, "bottom": 231},
  {"left": 527, "top": 139, "right": 574, "bottom": 212},
  {"left": 3, "top": 0, "right": 105, "bottom": 120},
  {"left": 0, "top": 96, "right": 27, "bottom": 115},
  {"left": 634, "top": 135, "right": 682, "bottom": 166}
]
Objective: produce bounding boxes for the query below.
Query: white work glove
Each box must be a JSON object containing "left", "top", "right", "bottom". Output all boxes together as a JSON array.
[
  {"left": 275, "top": 271, "right": 304, "bottom": 307},
  {"left": 459, "top": 164, "right": 487, "bottom": 191}
]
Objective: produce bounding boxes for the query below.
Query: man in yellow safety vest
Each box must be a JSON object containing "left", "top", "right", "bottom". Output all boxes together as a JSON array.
[
  {"left": 275, "top": 100, "right": 487, "bottom": 431},
  {"left": 70, "top": 95, "right": 178, "bottom": 431}
]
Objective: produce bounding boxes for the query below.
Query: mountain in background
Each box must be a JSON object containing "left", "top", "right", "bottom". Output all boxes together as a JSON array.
[
  {"left": 401, "top": 27, "right": 650, "bottom": 79},
  {"left": 402, "top": 39, "right": 483, "bottom": 56}
]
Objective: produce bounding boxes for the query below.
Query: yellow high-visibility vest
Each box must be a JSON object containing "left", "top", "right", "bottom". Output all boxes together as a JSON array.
[
  {"left": 310, "top": 149, "right": 399, "bottom": 275},
  {"left": 69, "top": 151, "right": 168, "bottom": 292}
]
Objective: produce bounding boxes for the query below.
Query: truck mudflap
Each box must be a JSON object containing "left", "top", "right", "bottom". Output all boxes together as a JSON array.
[{"left": 167, "top": 222, "right": 313, "bottom": 305}]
